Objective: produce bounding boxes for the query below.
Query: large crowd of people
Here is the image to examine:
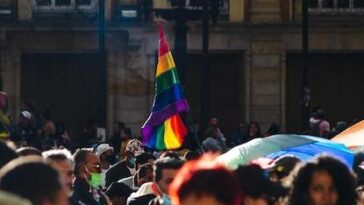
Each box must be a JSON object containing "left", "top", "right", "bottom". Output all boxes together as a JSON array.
[{"left": 1, "top": 102, "right": 363, "bottom": 205}]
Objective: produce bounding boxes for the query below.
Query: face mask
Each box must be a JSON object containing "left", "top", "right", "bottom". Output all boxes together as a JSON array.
[
  {"left": 128, "top": 157, "right": 136, "bottom": 167},
  {"left": 162, "top": 194, "right": 171, "bottom": 205},
  {"left": 105, "top": 155, "right": 116, "bottom": 165},
  {"left": 84, "top": 166, "right": 102, "bottom": 188},
  {"left": 88, "top": 172, "right": 102, "bottom": 188}
]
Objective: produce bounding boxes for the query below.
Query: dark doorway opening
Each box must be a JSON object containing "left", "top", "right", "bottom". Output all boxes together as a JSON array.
[
  {"left": 21, "top": 52, "right": 106, "bottom": 140},
  {"left": 286, "top": 52, "right": 364, "bottom": 133},
  {"left": 186, "top": 52, "right": 245, "bottom": 137}
]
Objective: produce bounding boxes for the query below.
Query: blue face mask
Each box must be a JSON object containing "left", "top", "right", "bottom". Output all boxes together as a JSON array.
[{"left": 162, "top": 194, "right": 171, "bottom": 205}]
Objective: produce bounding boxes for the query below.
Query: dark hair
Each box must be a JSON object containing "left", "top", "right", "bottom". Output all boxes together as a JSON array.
[
  {"left": 169, "top": 155, "right": 240, "bottom": 205},
  {"left": 154, "top": 157, "right": 184, "bottom": 182},
  {"left": 16, "top": 147, "right": 42, "bottom": 157},
  {"left": 288, "top": 156, "right": 357, "bottom": 205},
  {"left": 184, "top": 151, "right": 201, "bottom": 161},
  {"left": 247, "top": 122, "right": 262, "bottom": 138},
  {"left": 159, "top": 151, "right": 180, "bottom": 159},
  {"left": 124, "top": 127, "right": 132, "bottom": 137},
  {"left": 73, "top": 149, "right": 93, "bottom": 176},
  {"left": 265, "top": 123, "right": 280, "bottom": 136},
  {"left": 136, "top": 153, "right": 155, "bottom": 166},
  {"left": 0, "top": 141, "right": 18, "bottom": 169},
  {"left": 115, "top": 121, "right": 125, "bottom": 130},
  {"left": 137, "top": 163, "right": 154, "bottom": 180},
  {"left": 0, "top": 158, "right": 62, "bottom": 205}
]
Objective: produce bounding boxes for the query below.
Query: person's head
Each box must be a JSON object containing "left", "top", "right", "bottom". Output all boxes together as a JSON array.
[
  {"left": 73, "top": 149, "right": 102, "bottom": 188},
  {"left": 135, "top": 152, "right": 155, "bottom": 169},
  {"left": 154, "top": 157, "right": 184, "bottom": 194},
  {"left": 335, "top": 121, "right": 348, "bottom": 133},
  {"left": 114, "top": 121, "right": 125, "bottom": 135},
  {"left": 268, "top": 155, "right": 301, "bottom": 181},
  {"left": 159, "top": 151, "right": 180, "bottom": 160},
  {"left": 265, "top": 123, "right": 280, "bottom": 137},
  {"left": 209, "top": 117, "right": 219, "bottom": 127},
  {"left": 43, "top": 149, "right": 74, "bottom": 194},
  {"left": 19, "top": 111, "right": 31, "bottom": 126},
  {"left": 0, "top": 91, "right": 8, "bottom": 113},
  {"left": 16, "top": 147, "right": 42, "bottom": 157},
  {"left": 287, "top": 156, "right": 357, "bottom": 205},
  {"left": 236, "top": 164, "right": 288, "bottom": 205},
  {"left": 96, "top": 143, "right": 115, "bottom": 167},
  {"left": 183, "top": 151, "right": 201, "bottom": 161},
  {"left": 137, "top": 163, "right": 154, "bottom": 186},
  {"left": 105, "top": 182, "right": 133, "bottom": 205},
  {"left": 248, "top": 122, "right": 262, "bottom": 138},
  {"left": 170, "top": 155, "right": 241, "bottom": 205},
  {"left": 0, "top": 156, "right": 68, "bottom": 205},
  {"left": 125, "top": 139, "right": 145, "bottom": 160},
  {"left": 0, "top": 141, "right": 18, "bottom": 169}
]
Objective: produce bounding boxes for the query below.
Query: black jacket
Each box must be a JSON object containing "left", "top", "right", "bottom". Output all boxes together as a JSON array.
[
  {"left": 70, "top": 178, "right": 107, "bottom": 205},
  {"left": 105, "top": 160, "right": 132, "bottom": 187}
]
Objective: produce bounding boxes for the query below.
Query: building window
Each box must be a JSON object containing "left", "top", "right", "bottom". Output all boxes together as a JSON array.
[
  {"left": 33, "top": 0, "right": 96, "bottom": 11},
  {"left": 55, "top": 0, "right": 71, "bottom": 6},
  {"left": 309, "top": 0, "right": 364, "bottom": 13}
]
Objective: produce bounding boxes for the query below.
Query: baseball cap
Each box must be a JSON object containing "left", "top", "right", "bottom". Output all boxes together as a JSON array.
[
  {"left": 266, "top": 155, "right": 301, "bottom": 179},
  {"left": 20, "top": 111, "right": 31, "bottom": 120},
  {"left": 96, "top": 143, "right": 114, "bottom": 156}
]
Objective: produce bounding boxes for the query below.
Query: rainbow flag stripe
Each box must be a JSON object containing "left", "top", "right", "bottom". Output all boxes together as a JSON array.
[{"left": 141, "top": 26, "right": 189, "bottom": 150}]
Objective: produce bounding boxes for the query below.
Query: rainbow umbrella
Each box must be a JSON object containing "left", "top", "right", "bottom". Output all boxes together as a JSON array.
[
  {"left": 216, "top": 134, "right": 354, "bottom": 170},
  {"left": 332, "top": 120, "right": 364, "bottom": 149}
]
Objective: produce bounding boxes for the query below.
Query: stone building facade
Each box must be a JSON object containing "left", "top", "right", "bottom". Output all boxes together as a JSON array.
[{"left": 1, "top": 0, "right": 364, "bottom": 138}]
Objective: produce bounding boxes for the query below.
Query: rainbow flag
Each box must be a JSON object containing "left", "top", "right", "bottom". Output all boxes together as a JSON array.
[{"left": 141, "top": 26, "right": 189, "bottom": 150}]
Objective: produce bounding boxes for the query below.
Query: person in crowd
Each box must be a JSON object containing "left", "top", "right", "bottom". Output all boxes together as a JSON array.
[
  {"left": 105, "top": 139, "right": 144, "bottom": 187},
  {"left": 183, "top": 150, "right": 201, "bottom": 161},
  {"left": 159, "top": 151, "right": 180, "bottom": 160},
  {"left": 120, "top": 127, "right": 133, "bottom": 160},
  {"left": 127, "top": 182, "right": 156, "bottom": 205},
  {"left": 109, "top": 121, "right": 126, "bottom": 157},
  {"left": 235, "top": 164, "right": 288, "bottom": 205},
  {"left": 71, "top": 149, "right": 108, "bottom": 205},
  {"left": 264, "top": 123, "right": 280, "bottom": 137},
  {"left": 0, "top": 91, "right": 11, "bottom": 140},
  {"left": 267, "top": 155, "right": 301, "bottom": 182},
  {"left": 79, "top": 120, "right": 98, "bottom": 147},
  {"left": 247, "top": 122, "right": 262, "bottom": 140},
  {"left": 328, "top": 121, "right": 348, "bottom": 139},
  {"left": 148, "top": 157, "right": 184, "bottom": 205},
  {"left": 105, "top": 182, "right": 133, "bottom": 205},
  {"left": 43, "top": 148, "right": 74, "bottom": 195},
  {"left": 40, "top": 109, "right": 58, "bottom": 150},
  {"left": 0, "top": 156, "right": 69, "bottom": 205},
  {"left": 0, "top": 141, "right": 18, "bottom": 169},
  {"left": 203, "top": 117, "right": 227, "bottom": 153},
  {"left": 96, "top": 143, "right": 116, "bottom": 191},
  {"left": 354, "top": 152, "right": 364, "bottom": 186},
  {"left": 16, "top": 146, "right": 42, "bottom": 157},
  {"left": 229, "top": 122, "right": 248, "bottom": 147},
  {"left": 11, "top": 111, "right": 39, "bottom": 148},
  {"left": 287, "top": 155, "right": 357, "bottom": 205},
  {"left": 309, "top": 108, "right": 330, "bottom": 138},
  {"left": 0, "top": 190, "right": 32, "bottom": 205},
  {"left": 119, "top": 163, "right": 154, "bottom": 191},
  {"left": 169, "top": 155, "right": 241, "bottom": 205},
  {"left": 118, "top": 153, "right": 155, "bottom": 190}
]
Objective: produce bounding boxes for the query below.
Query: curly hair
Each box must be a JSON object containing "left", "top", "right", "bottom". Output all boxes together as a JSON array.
[{"left": 287, "top": 156, "right": 357, "bottom": 205}]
